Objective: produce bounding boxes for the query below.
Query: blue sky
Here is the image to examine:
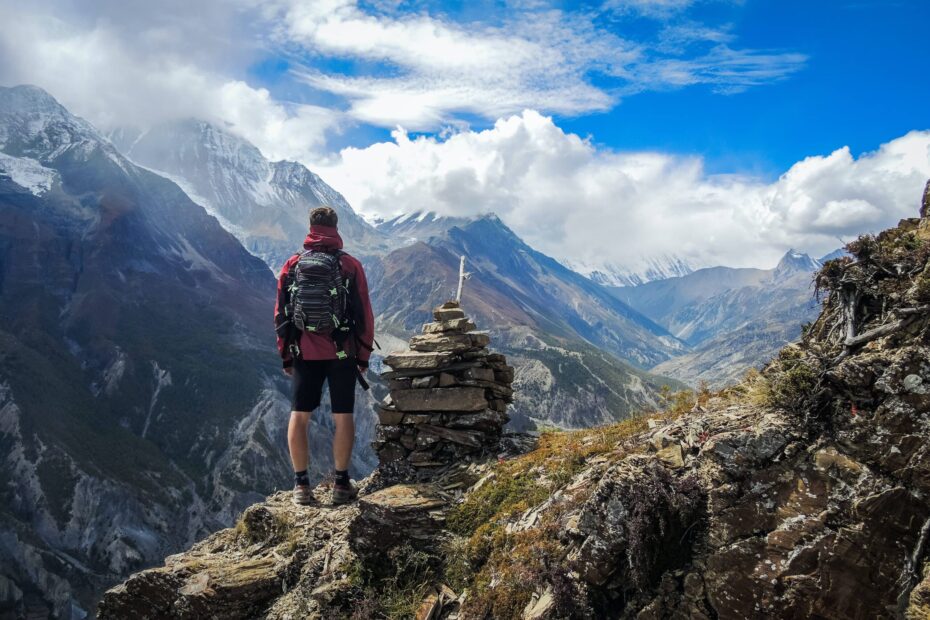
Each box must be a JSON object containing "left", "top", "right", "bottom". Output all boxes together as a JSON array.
[{"left": 244, "top": 0, "right": 930, "bottom": 178}]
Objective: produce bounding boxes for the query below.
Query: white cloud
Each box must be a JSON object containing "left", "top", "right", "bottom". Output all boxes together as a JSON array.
[
  {"left": 0, "top": 0, "right": 340, "bottom": 161},
  {"left": 605, "top": 0, "right": 699, "bottom": 18},
  {"left": 279, "top": 0, "right": 804, "bottom": 129},
  {"left": 284, "top": 3, "right": 632, "bottom": 129},
  {"left": 314, "top": 112, "right": 930, "bottom": 269}
]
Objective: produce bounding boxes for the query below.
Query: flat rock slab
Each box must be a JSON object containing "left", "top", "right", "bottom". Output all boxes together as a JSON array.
[
  {"left": 381, "top": 361, "right": 482, "bottom": 380},
  {"left": 353, "top": 484, "right": 447, "bottom": 554},
  {"left": 422, "top": 318, "right": 476, "bottom": 333},
  {"left": 434, "top": 308, "right": 466, "bottom": 321},
  {"left": 409, "top": 333, "right": 475, "bottom": 353},
  {"left": 392, "top": 387, "right": 488, "bottom": 412},
  {"left": 383, "top": 350, "right": 454, "bottom": 370},
  {"left": 360, "top": 483, "right": 446, "bottom": 513}
]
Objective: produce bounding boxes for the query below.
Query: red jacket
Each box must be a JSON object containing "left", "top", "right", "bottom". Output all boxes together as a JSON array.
[{"left": 274, "top": 225, "right": 375, "bottom": 368}]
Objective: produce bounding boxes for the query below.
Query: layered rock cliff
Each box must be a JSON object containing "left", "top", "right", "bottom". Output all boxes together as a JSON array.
[{"left": 98, "top": 184, "right": 930, "bottom": 619}]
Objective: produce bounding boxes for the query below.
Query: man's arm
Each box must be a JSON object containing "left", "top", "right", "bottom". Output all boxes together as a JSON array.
[
  {"left": 274, "top": 256, "right": 297, "bottom": 370},
  {"left": 349, "top": 258, "right": 375, "bottom": 367}
]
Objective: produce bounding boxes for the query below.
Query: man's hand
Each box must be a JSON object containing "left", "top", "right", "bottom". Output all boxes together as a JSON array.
[
  {"left": 283, "top": 367, "right": 293, "bottom": 377},
  {"left": 357, "top": 365, "right": 367, "bottom": 376}
]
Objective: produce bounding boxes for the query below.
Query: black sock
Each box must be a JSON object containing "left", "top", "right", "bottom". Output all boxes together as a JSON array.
[
  {"left": 334, "top": 469, "right": 350, "bottom": 486},
  {"left": 294, "top": 469, "right": 310, "bottom": 487}
]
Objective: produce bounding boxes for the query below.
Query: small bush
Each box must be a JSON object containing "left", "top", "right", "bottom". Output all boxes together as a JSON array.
[
  {"left": 349, "top": 544, "right": 439, "bottom": 620},
  {"left": 762, "top": 347, "right": 820, "bottom": 414}
]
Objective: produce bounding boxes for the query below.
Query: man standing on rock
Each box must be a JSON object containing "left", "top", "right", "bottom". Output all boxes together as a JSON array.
[{"left": 274, "top": 206, "right": 375, "bottom": 505}]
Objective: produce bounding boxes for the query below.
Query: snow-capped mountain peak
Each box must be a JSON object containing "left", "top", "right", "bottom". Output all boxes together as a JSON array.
[
  {"left": 568, "top": 254, "right": 694, "bottom": 288},
  {"left": 110, "top": 118, "right": 393, "bottom": 267},
  {"left": 0, "top": 85, "right": 114, "bottom": 163},
  {"left": 376, "top": 210, "right": 494, "bottom": 244},
  {"left": 773, "top": 248, "right": 821, "bottom": 280}
]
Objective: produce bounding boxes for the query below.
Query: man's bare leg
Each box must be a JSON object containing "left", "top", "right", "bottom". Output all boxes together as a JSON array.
[
  {"left": 288, "top": 410, "right": 312, "bottom": 472},
  {"left": 332, "top": 413, "right": 354, "bottom": 472}
]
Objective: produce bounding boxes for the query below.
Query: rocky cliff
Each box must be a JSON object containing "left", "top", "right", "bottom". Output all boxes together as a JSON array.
[{"left": 97, "top": 184, "right": 930, "bottom": 619}]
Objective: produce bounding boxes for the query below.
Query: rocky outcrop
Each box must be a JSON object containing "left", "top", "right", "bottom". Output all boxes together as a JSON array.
[
  {"left": 98, "top": 188, "right": 930, "bottom": 619},
  {"left": 374, "top": 301, "right": 514, "bottom": 478}
]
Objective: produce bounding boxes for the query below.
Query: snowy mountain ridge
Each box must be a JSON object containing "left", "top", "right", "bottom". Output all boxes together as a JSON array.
[
  {"left": 567, "top": 253, "right": 695, "bottom": 287},
  {"left": 110, "top": 119, "right": 393, "bottom": 270}
]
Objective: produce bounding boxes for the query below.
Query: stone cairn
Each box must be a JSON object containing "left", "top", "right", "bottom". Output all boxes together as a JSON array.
[{"left": 373, "top": 301, "right": 515, "bottom": 475}]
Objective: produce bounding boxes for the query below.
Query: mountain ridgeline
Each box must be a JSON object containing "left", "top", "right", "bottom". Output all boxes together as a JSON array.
[
  {"left": 368, "top": 212, "right": 688, "bottom": 429},
  {"left": 615, "top": 248, "right": 833, "bottom": 387}
]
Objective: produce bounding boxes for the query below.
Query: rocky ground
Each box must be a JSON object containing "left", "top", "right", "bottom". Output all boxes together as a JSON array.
[{"left": 98, "top": 185, "right": 930, "bottom": 619}]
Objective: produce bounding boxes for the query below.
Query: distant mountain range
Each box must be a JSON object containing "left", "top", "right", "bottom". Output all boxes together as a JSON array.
[
  {"left": 613, "top": 248, "right": 837, "bottom": 386},
  {"left": 368, "top": 213, "right": 688, "bottom": 429}
]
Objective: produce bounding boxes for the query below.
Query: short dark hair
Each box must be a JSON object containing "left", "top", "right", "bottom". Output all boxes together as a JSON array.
[{"left": 310, "top": 206, "right": 338, "bottom": 228}]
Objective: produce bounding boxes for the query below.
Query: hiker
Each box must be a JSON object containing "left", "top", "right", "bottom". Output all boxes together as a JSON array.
[{"left": 274, "top": 206, "right": 375, "bottom": 505}]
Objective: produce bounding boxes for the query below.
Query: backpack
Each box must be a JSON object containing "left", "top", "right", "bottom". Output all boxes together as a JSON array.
[{"left": 287, "top": 250, "right": 350, "bottom": 338}]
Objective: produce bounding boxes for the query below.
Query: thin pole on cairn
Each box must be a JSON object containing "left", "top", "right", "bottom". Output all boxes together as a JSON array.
[{"left": 455, "top": 255, "right": 470, "bottom": 303}]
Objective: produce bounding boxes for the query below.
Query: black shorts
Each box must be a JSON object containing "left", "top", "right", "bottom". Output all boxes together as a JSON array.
[{"left": 291, "top": 358, "right": 357, "bottom": 414}]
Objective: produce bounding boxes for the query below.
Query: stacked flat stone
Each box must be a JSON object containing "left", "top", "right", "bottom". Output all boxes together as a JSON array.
[{"left": 374, "top": 301, "right": 515, "bottom": 470}]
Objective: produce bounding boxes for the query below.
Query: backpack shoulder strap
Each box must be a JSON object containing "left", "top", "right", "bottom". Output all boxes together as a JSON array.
[{"left": 286, "top": 251, "right": 302, "bottom": 277}]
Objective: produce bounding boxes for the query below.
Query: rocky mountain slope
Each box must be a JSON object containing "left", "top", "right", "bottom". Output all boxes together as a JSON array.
[
  {"left": 0, "top": 86, "right": 376, "bottom": 619},
  {"left": 369, "top": 214, "right": 687, "bottom": 429},
  {"left": 616, "top": 249, "right": 829, "bottom": 387},
  {"left": 110, "top": 120, "right": 394, "bottom": 270},
  {"left": 97, "top": 183, "right": 930, "bottom": 619}
]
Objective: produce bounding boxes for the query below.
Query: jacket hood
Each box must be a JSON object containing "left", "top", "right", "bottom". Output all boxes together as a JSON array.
[{"left": 303, "top": 225, "right": 343, "bottom": 251}]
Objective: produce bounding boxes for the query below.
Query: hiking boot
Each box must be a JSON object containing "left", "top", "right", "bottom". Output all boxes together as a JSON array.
[
  {"left": 293, "top": 484, "right": 314, "bottom": 506},
  {"left": 331, "top": 480, "right": 358, "bottom": 505}
]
